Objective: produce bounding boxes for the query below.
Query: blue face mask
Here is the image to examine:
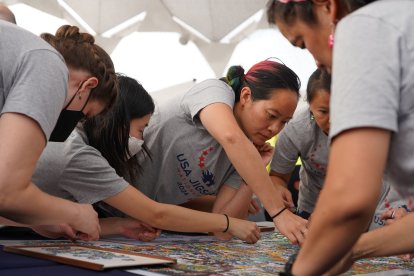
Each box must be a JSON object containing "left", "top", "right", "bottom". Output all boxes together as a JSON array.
[{"left": 49, "top": 82, "right": 90, "bottom": 142}]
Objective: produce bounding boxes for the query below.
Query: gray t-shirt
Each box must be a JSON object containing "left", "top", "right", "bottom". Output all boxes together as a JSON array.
[
  {"left": 331, "top": 0, "right": 414, "bottom": 204},
  {"left": 32, "top": 127, "right": 129, "bottom": 204},
  {"left": 270, "top": 107, "right": 329, "bottom": 214},
  {"left": 0, "top": 21, "right": 68, "bottom": 139},
  {"left": 271, "top": 108, "right": 405, "bottom": 230},
  {"left": 131, "top": 79, "right": 241, "bottom": 204}
]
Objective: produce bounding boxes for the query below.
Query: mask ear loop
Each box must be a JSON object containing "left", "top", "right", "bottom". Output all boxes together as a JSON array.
[
  {"left": 79, "top": 87, "right": 93, "bottom": 113},
  {"left": 63, "top": 80, "right": 86, "bottom": 110}
]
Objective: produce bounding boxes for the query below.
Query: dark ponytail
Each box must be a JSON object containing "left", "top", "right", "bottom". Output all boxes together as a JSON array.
[{"left": 221, "top": 60, "right": 300, "bottom": 102}]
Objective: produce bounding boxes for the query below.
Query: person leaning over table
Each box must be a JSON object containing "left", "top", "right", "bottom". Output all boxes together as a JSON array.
[
  {"left": 32, "top": 74, "right": 261, "bottom": 243},
  {"left": 113, "top": 59, "right": 309, "bottom": 244},
  {"left": 270, "top": 68, "right": 409, "bottom": 231},
  {"left": 267, "top": 0, "right": 414, "bottom": 274},
  {"left": 0, "top": 22, "right": 117, "bottom": 240}
]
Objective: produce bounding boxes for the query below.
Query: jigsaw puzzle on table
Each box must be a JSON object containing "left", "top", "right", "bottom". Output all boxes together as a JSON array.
[
  {"left": 123, "top": 232, "right": 414, "bottom": 275},
  {"left": 1, "top": 231, "right": 413, "bottom": 275}
]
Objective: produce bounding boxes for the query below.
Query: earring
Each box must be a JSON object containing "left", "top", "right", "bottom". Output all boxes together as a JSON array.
[
  {"left": 328, "top": 22, "right": 335, "bottom": 48},
  {"left": 78, "top": 93, "right": 82, "bottom": 100}
]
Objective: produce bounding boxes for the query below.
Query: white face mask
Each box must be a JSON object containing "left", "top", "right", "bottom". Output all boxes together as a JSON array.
[{"left": 128, "top": 136, "right": 144, "bottom": 159}]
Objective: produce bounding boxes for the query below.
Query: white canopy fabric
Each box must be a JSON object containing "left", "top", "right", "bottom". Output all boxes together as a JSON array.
[{"left": 4, "top": 0, "right": 270, "bottom": 76}]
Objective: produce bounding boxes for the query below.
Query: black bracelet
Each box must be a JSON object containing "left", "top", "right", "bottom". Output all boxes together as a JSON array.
[
  {"left": 279, "top": 253, "right": 297, "bottom": 276},
  {"left": 271, "top": 207, "right": 287, "bottom": 220},
  {"left": 223, "top": 214, "right": 229, "bottom": 233}
]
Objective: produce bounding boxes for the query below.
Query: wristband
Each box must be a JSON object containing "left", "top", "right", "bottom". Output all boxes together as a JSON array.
[
  {"left": 271, "top": 207, "right": 287, "bottom": 220},
  {"left": 223, "top": 214, "right": 229, "bottom": 233}
]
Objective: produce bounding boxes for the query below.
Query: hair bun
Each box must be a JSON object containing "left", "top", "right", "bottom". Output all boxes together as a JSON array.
[{"left": 55, "top": 25, "right": 95, "bottom": 44}]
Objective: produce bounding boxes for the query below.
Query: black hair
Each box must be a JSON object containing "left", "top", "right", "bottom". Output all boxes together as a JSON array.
[
  {"left": 84, "top": 74, "right": 155, "bottom": 180},
  {"left": 221, "top": 59, "right": 301, "bottom": 102},
  {"left": 306, "top": 68, "right": 331, "bottom": 103},
  {"left": 267, "top": 0, "right": 379, "bottom": 26}
]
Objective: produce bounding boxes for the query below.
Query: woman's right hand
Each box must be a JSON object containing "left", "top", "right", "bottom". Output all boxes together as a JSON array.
[
  {"left": 218, "top": 217, "right": 260, "bottom": 244},
  {"left": 273, "top": 210, "right": 308, "bottom": 245},
  {"left": 70, "top": 203, "right": 100, "bottom": 240}
]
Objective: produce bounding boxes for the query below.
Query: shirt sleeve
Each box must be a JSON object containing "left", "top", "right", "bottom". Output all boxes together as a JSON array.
[
  {"left": 2, "top": 49, "right": 68, "bottom": 139},
  {"left": 270, "top": 122, "right": 301, "bottom": 174},
  {"left": 60, "top": 146, "right": 129, "bottom": 204},
  {"left": 330, "top": 14, "right": 401, "bottom": 139},
  {"left": 181, "top": 79, "right": 235, "bottom": 124}
]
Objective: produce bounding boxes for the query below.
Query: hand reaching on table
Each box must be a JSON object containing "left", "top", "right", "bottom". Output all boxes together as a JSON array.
[
  {"left": 100, "top": 217, "right": 161, "bottom": 242},
  {"left": 214, "top": 217, "right": 260, "bottom": 244},
  {"left": 272, "top": 209, "right": 308, "bottom": 245},
  {"left": 69, "top": 203, "right": 100, "bottom": 240},
  {"left": 381, "top": 207, "right": 414, "bottom": 260},
  {"left": 248, "top": 198, "right": 261, "bottom": 215}
]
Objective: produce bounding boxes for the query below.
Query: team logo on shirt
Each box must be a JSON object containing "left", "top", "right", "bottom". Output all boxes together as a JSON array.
[
  {"left": 175, "top": 146, "right": 216, "bottom": 196},
  {"left": 198, "top": 147, "right": 215, "bottom": 187}
]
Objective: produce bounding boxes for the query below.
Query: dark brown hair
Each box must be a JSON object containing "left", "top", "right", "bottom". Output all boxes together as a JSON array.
[
  {"left": 41, "top": 25, "right": 118, "bottom": 110},
  {"left": 221, "top": 59, "right": 301, "bottom": 103},
  {"left": 306, "top": 68, "right": 331, "bottom": 103},
  {"left": 267, "top": 0, "right": 378, "bottom": 27}
]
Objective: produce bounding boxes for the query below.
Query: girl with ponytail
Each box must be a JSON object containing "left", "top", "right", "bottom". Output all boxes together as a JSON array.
[{"left": 123, "top": 59, "right": 309, "bottom": 244}]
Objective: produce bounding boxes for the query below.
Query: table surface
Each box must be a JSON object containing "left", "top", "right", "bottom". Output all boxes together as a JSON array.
[{"left": 0, "top": 227, "right": 413, "bottom": 275}]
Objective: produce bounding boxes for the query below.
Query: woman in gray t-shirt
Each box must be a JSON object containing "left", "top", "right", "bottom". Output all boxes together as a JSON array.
[
  {"left": 0, "top": 22, "right": 117, "bottom": 241},
  {"left": 270, "top": 68, "right": 408, "bottom": 230},
  {"left": 129, "top": 59, "right": 309, "bottom": 244},
  {"left": 268, "top": 0, "right": 414, "bottom": 273},
  {"left": 34, "top": 75, "right": 261, "bottom": 243}
]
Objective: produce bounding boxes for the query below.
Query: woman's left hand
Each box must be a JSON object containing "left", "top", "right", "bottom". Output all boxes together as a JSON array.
[
  {"left": 380, "top": 207, "right": 408, "bottom": 225},
  {"left": 100, "top": 217, "right": 161, "bottom": 242},
  {"left": 116, "top": 218, "right": 161, "bottom": 242},
  {"left": 255, "top": 142, "right": 274, "bottom": 166},
  {"left": 248, "top": 198, "right": 261, "bottom": 215}
]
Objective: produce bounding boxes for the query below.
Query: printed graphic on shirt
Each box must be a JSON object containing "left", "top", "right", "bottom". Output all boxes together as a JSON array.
[
  {"left": 307, "top": 143, "right": 326, "bottom": 176},
  {"left": 175, "top": 147, "right": 216, "bottom": 198}
]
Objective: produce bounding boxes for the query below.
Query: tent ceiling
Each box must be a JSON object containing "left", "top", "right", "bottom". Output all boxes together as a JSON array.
[{"left": 4, "top": 0, "right": 272, "bottom": 76}]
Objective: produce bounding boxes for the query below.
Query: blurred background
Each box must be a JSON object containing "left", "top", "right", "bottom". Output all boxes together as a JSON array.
[{"left": 4, "top": 0, "right": 316, "bottom": 103}]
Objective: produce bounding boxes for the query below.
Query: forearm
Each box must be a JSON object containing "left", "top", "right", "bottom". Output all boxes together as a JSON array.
[
  {"left": 269, "top": 174, "right": 289, "bottom": 188},
  {"left": 179, "top": 195, "right": 215, "bottom": 212},
  {"left": 0, "top": 183, "right": 81, "bottom": 227},
  {"left": 98, "top": 217, "right": 125, "bottom": 236},
  {"left": 212, "top": 183, "right": 253, "bottom": 218},
  {"left": 0, "top": 217, "right": 23, "bottom": 226},
  {"left": 292, "top": 129, "right": 390, "bottom": 274},
  {"left": 293, "top": 202, "right": 373, "bottom": 274},
  {"left": 353, "top": 213, "right": 414, "bottom": 259},
  {"left": 105, "top": 189, "right": 229, "bottom": 233},
  {"left": 223, "top": 138, "right": 285, "bottom": 215}
]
